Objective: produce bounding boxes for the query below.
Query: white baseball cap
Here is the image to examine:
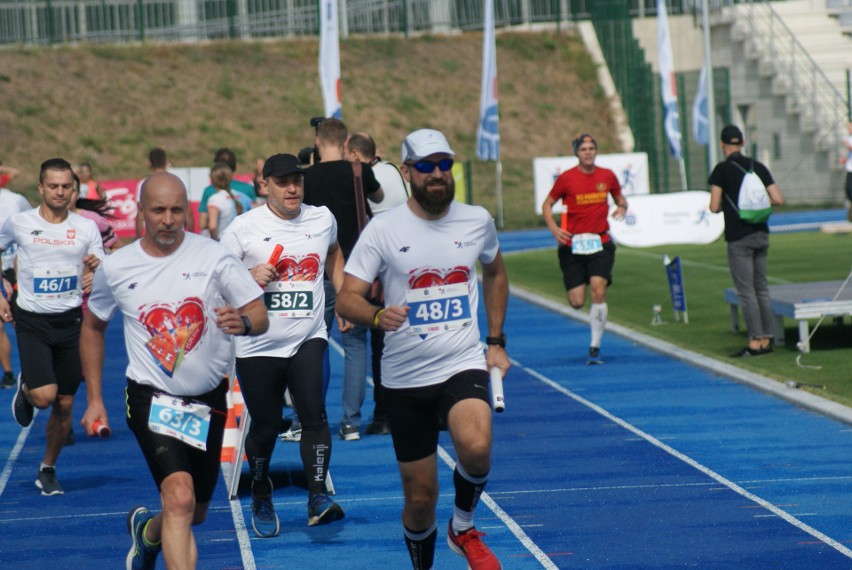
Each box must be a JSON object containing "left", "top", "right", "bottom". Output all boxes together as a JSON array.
[{"left": 400, "top": 129, "right": 455, "bottom": 163}]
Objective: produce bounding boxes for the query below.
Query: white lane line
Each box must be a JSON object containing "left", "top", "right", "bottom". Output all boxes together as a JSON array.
[
  {"left": 437, "top": 446, "right": 559, "bottom": 569},
  {"left": 0, "top": 419, "right": 35, "bottom": 498},
  {"left": 222, "top": 465, "right": 256, "bottom": 570},
  {"left": 520, "top": 362, "right": 852, "bottom": 559}
]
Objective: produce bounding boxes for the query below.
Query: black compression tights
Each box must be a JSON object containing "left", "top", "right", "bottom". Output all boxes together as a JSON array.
[{"left": 236, "top": 338, "right": 332, "bottom": 496}]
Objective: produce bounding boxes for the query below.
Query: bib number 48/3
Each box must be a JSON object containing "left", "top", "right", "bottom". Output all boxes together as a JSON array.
[{"left": 406, "top": 283, "right": 472, "bottom": 335}]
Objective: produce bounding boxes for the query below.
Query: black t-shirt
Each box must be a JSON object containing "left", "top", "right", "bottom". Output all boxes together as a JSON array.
[
  {"left": 708, "top": 152, "right": 775, "bottom": 242},
  {"left": 303, "top": 160, "right": 381, "bottom": 259}
]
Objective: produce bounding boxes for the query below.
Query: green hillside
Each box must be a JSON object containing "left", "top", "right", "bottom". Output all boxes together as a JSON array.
[{"left": 0, "top": 31, "right": 617, "bottom": 229}]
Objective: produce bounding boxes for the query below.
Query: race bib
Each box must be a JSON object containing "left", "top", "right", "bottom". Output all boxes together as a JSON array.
[
  {"left": 406, "top": 282, "right": 472, "bottom": 335},
  {"left": 33, "top": 265, "right": 78, "bottom": 299},
  {"left": 264, "top": 280, "right": 314, "bottom": 318},
  {"left": 571, "top": 233, "right": 603, "bottom": 255},
  {"left": 148, "top": 393, "right": 212, "bottom": 451}
]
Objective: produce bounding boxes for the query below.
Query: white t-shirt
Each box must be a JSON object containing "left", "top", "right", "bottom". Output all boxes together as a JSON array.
[
  {"left": 0, "top": 189, "right": 31, "bottom": 271},
  {"left": 368, "top": 161, "right": 409, "bottom": 215},
  {"left": 344, "top": 201, "right": 499, "bottom": 389},
  {"left": 220, "top": 204, "right": 337, "bottom": 358},
  {"left": 0, "top": 208, "right": 104, "bottom": 313},
  {"left": 86, "top": 233, "right": 263, "bottom": 396},
  {"left": 207, "top": 189, "right": 240, "bottom": 235}
]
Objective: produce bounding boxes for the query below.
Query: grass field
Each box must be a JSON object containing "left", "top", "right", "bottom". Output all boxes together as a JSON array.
[{"left": 504, "top": 231, "right": 852, "bottom": 406}]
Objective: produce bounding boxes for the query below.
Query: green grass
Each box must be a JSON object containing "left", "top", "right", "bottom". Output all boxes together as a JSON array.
[{"left": 504, "top": 232, "right": 852, "bottom": 406}]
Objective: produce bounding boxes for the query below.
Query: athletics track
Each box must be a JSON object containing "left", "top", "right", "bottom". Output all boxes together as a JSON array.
[{"left": 0, "top": 208, "right": 850, "bottom": 569}]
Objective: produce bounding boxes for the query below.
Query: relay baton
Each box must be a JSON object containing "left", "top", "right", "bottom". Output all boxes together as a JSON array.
[
  {"left": 490, "top": 368, "right": 505, "bottom": 413},
  {"left": 92, "top": 419, "right": 111, "bottom": 438},
  {"left": 267, "top": 244, "right": 283, "bottom": 265}
]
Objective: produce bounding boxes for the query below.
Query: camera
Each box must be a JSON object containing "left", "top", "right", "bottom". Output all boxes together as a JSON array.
[{"left": 300, "top": 116, "right": 326, "bottom": 166}]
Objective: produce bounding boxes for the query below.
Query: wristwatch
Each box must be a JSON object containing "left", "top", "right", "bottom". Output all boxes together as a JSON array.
[
  {"left": 239, "top": 315, "right": 252, "bottom": 336},
  {"left": 485, "top": 333, "right": 506, "bottom": 348}
]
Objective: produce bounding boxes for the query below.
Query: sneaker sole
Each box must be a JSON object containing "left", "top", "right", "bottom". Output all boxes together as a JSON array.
[
  {"left": 339, "top": 431, "right": 360, "bottom": 441},
  {"left": 11, "top": 373, "right": 33, "bottom": 428},
  {"left": 34, "top": 479, "right": 64, "bottom": 496},
  {"left": 251, "top": 512, "right": 280, "bottom": 538},
  {"left": 308, "top": 502, "right": 345, "bottom": 526},
  {"left": 126, "top": 506, "right": 149, "bottom": 570}
]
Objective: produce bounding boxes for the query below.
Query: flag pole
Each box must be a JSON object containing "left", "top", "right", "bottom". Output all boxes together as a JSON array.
[
  {"left": 495, "top": 159, "right": 504, "bottom": 229},
  {"left": 700, "top": 0, "right": 718, "bottom": 167}
]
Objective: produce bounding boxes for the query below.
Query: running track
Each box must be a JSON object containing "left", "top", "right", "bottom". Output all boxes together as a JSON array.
[{"left": 0, "top": 209, "right": 849, "bottom": 568}]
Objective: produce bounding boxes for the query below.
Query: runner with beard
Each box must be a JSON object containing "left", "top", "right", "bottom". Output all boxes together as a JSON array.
[{"left": 336, "top": 129, "right": 510, "bottom": 570}]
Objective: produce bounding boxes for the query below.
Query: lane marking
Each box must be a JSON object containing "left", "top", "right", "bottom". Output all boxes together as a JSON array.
[
  {"left": 0, "top": 421, "right": 34, "bottom": 498},
  {"left": 437, "top": 446, "right": 559, "bottom": 569},
  {"left": 520, "top": 361, "right": 852, "bottom": 559},
  {"left": 222, "top": 465, "right": 256, "bottom": 570}
]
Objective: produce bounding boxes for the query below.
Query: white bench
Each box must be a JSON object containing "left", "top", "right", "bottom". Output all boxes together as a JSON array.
[{"left": 724, "top": 280, "right": 852, "bottom": 352}]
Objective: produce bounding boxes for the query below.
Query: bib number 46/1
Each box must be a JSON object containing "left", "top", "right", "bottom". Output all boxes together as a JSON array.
[{"left": 406, "top": 282, "right": 472, "bottom": 335}]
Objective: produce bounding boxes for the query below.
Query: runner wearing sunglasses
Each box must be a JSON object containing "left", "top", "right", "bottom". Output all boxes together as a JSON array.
[{"left": 336, "top": 128, "right": 510, "bottom": 570}]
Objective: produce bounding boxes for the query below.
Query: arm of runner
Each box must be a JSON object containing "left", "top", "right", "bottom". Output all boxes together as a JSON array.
[
  {"left": 482, "top": 251, "right": 510, "bottom": 376},
  {"left": 80, "top": 311, "right": 109, "bottom": 436},
  {"left": 337, "top": 273, "right": 408, "bottom": 332},
  {"left": 214, "top": 298, "right": 269, "bottom": 337},
  {"left": 326, "top": 242, "right": 352, "bottom": 333},
  {"left": 0, "top": 296, "right": 11, "bottom": 323},
  {"left": 541, "top": 194, "right": 569, "bottom": 245},
  {"left": 611, "top": 196, "right": 628, "bottom": 221}
]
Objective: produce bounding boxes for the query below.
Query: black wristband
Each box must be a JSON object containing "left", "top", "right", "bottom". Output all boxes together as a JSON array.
[
  {"left": 239, "top": 315, "right": 252, "bottom": 336},
  {"left": 485, "top": 333, "right": 506, "bottom": 348}
]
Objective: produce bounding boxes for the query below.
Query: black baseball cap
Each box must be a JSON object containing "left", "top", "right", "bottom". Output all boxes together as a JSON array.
[
  {"left": 262, "top": 154, "right": 302, "bottom": 178},
  {"left": 720, "top": 125, "right": 744, "bottom": 145}
]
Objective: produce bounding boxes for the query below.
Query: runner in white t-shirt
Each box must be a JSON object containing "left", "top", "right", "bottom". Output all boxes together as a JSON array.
[
  {"left": 220, "top": 153, "right": 347, "bottom": 538},
  {"left": 336, "top": 130, "right": 510, "bottom": 570},
  {"left": 0, "top": 187, "right": 31, "bottom": 388},
  {"left": 0, "top": 158, "right": 105, "bottom": 498},
  {"left": 80, "top": 172, "right": 268, "bottom": 570}
]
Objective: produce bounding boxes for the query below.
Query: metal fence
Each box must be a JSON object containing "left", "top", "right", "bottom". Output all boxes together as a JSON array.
[{"left": 0, "top": 0, "right": 707, "bottom": 45}]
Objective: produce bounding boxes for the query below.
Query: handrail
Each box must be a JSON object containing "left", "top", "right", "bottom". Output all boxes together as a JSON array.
[{"left": 716, "top": 1, "right": 847, "bottom": 157}]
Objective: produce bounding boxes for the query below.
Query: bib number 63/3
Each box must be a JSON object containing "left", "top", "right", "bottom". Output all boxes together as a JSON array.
[
  {"left": 148, "top": 393, "right": 212, "bottom": 451},
  {"left": 406, "top": 282, "right": 472, "bottom": 335}
]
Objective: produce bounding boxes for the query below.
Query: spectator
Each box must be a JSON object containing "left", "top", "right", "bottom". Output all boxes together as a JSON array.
[
  {"left": 197, "top": 148, "right": 257, "bottom": 234},
  {"left": 206, "top": 162, "right": 250, "bottom": 241}
]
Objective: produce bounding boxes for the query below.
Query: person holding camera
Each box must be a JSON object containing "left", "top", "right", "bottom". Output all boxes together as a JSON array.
[
  {"left": 303, "top": 118, "right": 384, "bottom": 442},
  {"left": 540, "top": 133, "right": 627, "bottom": 364}
]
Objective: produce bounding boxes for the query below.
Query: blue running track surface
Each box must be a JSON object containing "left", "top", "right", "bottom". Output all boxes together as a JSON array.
[{"left": 1, "top": 234, "right": 851, "bottom": 568}]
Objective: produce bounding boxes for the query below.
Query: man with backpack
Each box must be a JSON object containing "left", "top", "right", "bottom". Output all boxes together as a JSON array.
[{"left": 709, "top": 125, "right": 784, "bottom": 357}]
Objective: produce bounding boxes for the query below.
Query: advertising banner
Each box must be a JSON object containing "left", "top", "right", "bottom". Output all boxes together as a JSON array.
[{"left": 609, "top": 191, "right": 723, "bottom": 247}]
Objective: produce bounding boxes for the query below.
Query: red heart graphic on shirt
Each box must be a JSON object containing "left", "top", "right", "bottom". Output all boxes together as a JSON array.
[
  {"left": 275, "top": 254, "right": 321, "bottom": 282},
  {"left": 140, "top": 297, "right": 206, "bottom": 376},
  {"left": 408, "top": 266, "right": 470, "bottom": 289}
]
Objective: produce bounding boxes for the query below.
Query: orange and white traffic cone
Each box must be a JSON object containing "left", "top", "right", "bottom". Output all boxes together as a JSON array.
[
  {"left": 231, "top": 377, "right": 245, "bottom": 421},
  {"left": 220, "top": 389, "right": 239, "bottom": 462}
]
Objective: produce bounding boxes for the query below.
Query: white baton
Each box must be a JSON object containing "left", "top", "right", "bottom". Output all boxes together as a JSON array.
[{"left": 490, "top": 368, "right": 505, "bottom": 413}]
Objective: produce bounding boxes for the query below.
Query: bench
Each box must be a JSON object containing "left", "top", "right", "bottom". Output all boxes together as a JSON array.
[{"left": 724, "top": 280, "right": 852, "bottom": 352}]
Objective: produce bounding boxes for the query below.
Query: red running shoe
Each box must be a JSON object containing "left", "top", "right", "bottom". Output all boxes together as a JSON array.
[{"left": 447, "top": 520, "right": 502, "bottom": 570}]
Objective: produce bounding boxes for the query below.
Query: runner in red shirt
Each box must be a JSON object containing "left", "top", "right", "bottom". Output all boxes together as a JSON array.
[{"left": 541, "top": 133, "right": 628, "bottom": 363}]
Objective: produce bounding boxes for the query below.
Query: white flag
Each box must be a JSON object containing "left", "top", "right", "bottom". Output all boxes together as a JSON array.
[
  {"left": 476, "top": 0, "right": 499, "bottom": 161},
  {"left": 657, "top": 0, "right": 682, "bottom": 159},
  {"left": 692, "top": 63, "right": 709, "bottom": 145},
  {"left": 319, "top": 0, "right": 342, "bottom": 119}
]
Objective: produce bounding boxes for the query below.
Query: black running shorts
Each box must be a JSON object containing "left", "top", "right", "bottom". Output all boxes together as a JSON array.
[
  {"left": 384, "top": 369, "right": 490, "bottom": 463},
  {"left": 125, "top": 379, "right": 228, "bottom": 503},
  {"left": 14, "top": 306, "right": 83, "bottom": 395},
  {"left": 557, "top": 240, "right": 616, "bottom": 291}
]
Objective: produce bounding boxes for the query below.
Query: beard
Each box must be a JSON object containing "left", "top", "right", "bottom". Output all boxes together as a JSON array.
[{"left": 410, "top": 175, "right": 455, "bottom": 216}]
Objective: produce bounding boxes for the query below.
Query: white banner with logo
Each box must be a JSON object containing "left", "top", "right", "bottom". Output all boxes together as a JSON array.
[
  {"left": 533, "top": 153, "right": 650, "bottom": 214},
  {"left": 609, "top": 191, "right": 723, "bottom": 247}
]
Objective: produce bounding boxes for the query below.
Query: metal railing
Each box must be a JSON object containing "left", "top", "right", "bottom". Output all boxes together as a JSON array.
[{"left": 0, "top": 0, "right": 705, "bottom": 45}]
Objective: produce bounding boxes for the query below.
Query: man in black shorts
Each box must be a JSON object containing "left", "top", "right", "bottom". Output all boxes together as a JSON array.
[
  {"left": 337, "top": 129, "right": 510, "bottom": 570},
  {"left": 0, "top": 158, "right": 104, "bottom": 496},
  {"left": 80, "top": 172, "right": 268, "bottom": 569},
  {"left": 541, "top": 133, "right": 627, "bottom": 362}
]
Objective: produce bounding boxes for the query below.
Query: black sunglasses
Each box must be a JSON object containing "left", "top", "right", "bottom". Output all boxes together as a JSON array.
[{"left": 408, "top": 158, "right": 454, "bottom": 174}]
